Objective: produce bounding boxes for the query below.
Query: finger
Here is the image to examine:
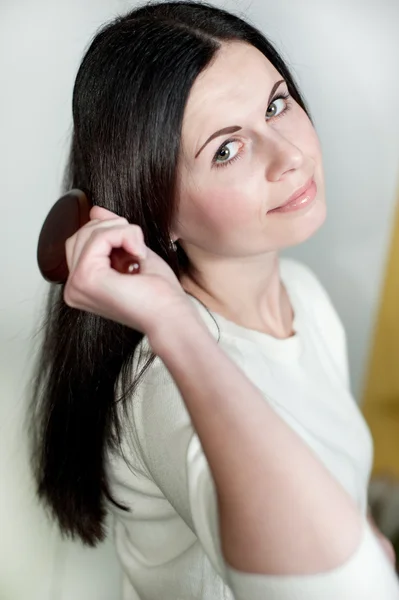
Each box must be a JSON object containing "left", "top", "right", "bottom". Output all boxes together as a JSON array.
[
  {"left": 65, "top": 219, "right": 117, "bottom": 272},
  {"left": 69, "top": 219, "right": 129, "bottom": 271},
  {"left": 65, "top": 235, "right": 75, "bottom": 272},
  {"left": 123, "top": 225, "right": 147, "bottom": 259},
  {"left": 90, "top": 206, "right": 122, "bottom": 221},
  {"left": 73, "top": 224, "right": 147, "bottom": 279},
  {"left": 380, "top": 538, "right": 396, "bottom": 565}
]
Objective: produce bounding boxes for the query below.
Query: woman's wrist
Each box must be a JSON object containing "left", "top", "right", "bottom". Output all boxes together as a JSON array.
[{"left": 147, "top": 302, "right": 213, "bottom": 358}]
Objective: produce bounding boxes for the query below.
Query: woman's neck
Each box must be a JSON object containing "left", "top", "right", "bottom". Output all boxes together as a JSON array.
[{"left": 181, "top": 252, "right": 294, "bottom": 339}]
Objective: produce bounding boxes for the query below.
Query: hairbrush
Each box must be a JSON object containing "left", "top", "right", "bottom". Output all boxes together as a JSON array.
[{"left": 37, "top": 189, "right": 140, "bottom": 283}]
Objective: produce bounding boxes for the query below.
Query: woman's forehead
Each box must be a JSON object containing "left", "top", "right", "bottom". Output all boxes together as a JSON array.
[{"left": 181, "top": 42, "right": 281, "bottom": 148}]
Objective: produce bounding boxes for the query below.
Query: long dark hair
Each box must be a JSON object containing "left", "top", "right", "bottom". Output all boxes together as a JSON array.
[{"left": 30, "top": 0, "right": 311, "bottom": 546}]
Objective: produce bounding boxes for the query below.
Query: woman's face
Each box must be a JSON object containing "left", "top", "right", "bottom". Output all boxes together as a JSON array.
[{"left": 174, "top": 41, "right": 326, "bottom": 258}]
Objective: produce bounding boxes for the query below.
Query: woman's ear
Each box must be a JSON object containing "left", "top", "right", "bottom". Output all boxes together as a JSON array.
[{"left": 169, "top": 227, "right": 179, "bottom": 243}]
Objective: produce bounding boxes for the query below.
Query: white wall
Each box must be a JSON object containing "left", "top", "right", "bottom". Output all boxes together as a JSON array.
[
  {"left": 250, "top": 0, "right": 399, "bottom": 399},
  {"left": 0, "top": 1, "right": 126, "bottom": 599},
  {"left": 1, "top": 0, "right": 398, "bottom": 598}
]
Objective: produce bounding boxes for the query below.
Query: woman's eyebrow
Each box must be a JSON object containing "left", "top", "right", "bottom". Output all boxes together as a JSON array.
[
  {"left": 195, "top": 125, "right": 241, "bottom": 158},
  {"left": 194, "top": 79, "right": 285, "bottom": 159}
]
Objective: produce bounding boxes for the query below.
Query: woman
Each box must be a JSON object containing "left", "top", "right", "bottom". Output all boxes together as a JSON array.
[{"left": 31, "top": 1, "right": 398, "bottom": 598}]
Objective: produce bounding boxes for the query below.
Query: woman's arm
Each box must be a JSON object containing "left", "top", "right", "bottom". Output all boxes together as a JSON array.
[
  {"left": 149, "top": 314, "right": 363, "bottom": 576},
  {"left": 63, "top": 211, "right": 398, "bottom": 596}
]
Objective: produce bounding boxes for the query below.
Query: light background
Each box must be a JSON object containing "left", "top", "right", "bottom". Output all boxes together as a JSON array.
[{"left": 1, "top": 0, "right": 399, "bottom": 598}]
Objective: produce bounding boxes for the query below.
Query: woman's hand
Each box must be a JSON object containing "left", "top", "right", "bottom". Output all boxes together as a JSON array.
[
  {"left": 373, "top": 527, "right": 396, "bottom": 567},
  {"left": 367, "top": 511, "right": 396, "bottom": 567},
  {"left": 63, "top": 206, "right": 196, "bottom": 338},
  {"left": 378, "top": 534, "right": 396, "bottom": 567}
]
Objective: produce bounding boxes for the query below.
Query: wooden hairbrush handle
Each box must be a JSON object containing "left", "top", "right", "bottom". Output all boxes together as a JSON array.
[
  {"left": 37, "top": 189, "right": 141, "bottom": 283},
  {"left": 109, "top": 247, "right": 140, "bottom": 274}
]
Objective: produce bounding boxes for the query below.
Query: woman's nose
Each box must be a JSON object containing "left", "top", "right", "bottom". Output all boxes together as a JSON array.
[{"left": 263, "top": 129, "right": 304, "bottom": 182}]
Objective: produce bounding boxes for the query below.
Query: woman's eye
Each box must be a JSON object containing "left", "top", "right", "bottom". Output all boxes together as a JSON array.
[
  {"left": 214, "top": 140, "right": 241, "bottom": 164},
  {"left": 266, "top": 96, "right": 287, "bottom": 119}
]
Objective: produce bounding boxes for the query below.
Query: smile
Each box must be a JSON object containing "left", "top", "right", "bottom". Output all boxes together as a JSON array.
[{"left": 268, "top": 180, "right": 317, "bottom": 214}]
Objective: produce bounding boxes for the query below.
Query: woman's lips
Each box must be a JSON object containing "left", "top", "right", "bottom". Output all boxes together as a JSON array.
[{"left": 268, "top": 179, "right": 317, "bottom": 214}]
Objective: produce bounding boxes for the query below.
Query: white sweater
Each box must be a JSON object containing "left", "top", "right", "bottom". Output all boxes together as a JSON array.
[{"left": 106, "top": 259, "right": 399, "bottom": 599}]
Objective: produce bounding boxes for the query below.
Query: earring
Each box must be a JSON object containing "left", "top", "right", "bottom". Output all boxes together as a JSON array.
[{"left": 169, "top": 238, "right": 177, "bottom": 252}]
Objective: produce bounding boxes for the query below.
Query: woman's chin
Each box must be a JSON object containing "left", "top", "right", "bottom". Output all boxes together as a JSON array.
[
  {"left": 301, "top": 196, "right": 326, "bottom": 236},
  {"left": 273, "top": 196, "right": 327, "bottom": 250}
]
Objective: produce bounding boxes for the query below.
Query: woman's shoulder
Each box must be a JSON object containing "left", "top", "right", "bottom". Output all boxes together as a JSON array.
[{"left": 279, "top": 257, "right": 335, "bottom": 311}]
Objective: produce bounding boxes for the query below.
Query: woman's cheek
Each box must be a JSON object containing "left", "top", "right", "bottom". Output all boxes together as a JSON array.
[{"left": 201, "top": 188, "right": 255, "bottom": 233}]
